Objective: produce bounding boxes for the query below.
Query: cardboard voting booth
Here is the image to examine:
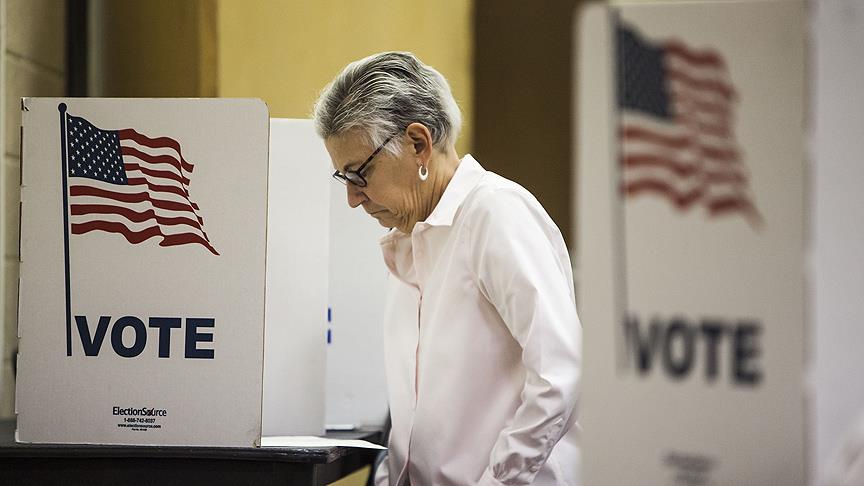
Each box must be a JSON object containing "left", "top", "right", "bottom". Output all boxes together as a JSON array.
[
  {"left": 262, "top": 119, "right": 329, "bottom": 437},
  {"left": 15, "top": 101, "right": 381, "bottom": 447},
  {"left": 575, "top": 2, "right": 806, "bottom": 484},
  {"left": 326, "top": 181, "right": 389, "bottom": 429},
  {"left": 16, "top": 98, "right": 270, "bottom": 447},
  {"left": 266, "top": 119, "right": 390, "bottom": 432},
  {"left": 263, "top": 117, "right": 388, "bottom": 435}
]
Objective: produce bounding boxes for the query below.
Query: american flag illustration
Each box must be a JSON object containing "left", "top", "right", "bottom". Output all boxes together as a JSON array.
[
  {"left": 617, "top": 22, "right": 761, "bottom": 226},
  {"left": 64, "top": 113, "right": 219, "bottom": 255}
]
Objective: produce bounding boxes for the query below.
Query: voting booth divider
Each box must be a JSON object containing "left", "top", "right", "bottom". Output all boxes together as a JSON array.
[
  {"left": 263, "top": 119, "right": 329, "bottom": 437},
  {"left": 575, "top": 2, "right": 807, "bottom": 484},
  {"left": 13, "top": 99, "right": 386, "bottom": 447},
  {"left": 326, "top": 174, "right": 389, "bottom": 430}
]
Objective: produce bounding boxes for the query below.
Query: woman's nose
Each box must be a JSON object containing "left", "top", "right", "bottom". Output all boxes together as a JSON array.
[{"left": 346, "top": 183, "right": 367, "bottom": 208}]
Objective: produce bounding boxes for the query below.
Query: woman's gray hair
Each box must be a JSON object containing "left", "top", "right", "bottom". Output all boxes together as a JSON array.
[{"left": 312, "top": 51, "right": 462, "bottom": 155}]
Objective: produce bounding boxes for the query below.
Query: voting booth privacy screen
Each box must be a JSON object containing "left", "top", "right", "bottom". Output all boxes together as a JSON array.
[
  {"left": 326, "top": 181, "right": 389, "bottom": 429},
  {"left": 265, "top": 118, "right": 389, "bottom": 433},
  {"left": 576, "top": 1, "right": 806, "bottom": 484},
  {"left": 263, "top": 119, "right": 329, "bottom": 437},
  {"left": 16, "top": 98, "right": 270, "bottom": 446}
]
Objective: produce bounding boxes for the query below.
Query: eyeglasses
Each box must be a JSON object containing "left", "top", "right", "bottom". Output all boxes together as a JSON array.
[{"left": 332, "top": 135, "right": 394, "bottom": 188}]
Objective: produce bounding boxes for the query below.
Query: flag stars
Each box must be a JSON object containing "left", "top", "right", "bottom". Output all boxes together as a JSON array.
[{"left": 66, "top": 117, "right": 130, "bottom": 186}]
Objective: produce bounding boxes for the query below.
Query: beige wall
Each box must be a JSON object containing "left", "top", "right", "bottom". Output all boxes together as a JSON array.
[
  {"left": 216, "top": 0, "right": 474, "bottom": 155},
  {"left": 0, "top": 0, "right": 67, "bottom": 419},
  {"left": 93, "top": 0, "right": 216, "bottom": 97},
  {"left": 473, "top": 0, "right": 581, "bottom": 247}
]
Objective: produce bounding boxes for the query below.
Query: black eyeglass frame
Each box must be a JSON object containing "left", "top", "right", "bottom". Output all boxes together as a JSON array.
[{"left": 332, "top": 135, "right": 395, "bottom": 188}]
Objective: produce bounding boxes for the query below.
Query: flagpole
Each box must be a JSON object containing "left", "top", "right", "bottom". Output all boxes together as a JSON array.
[
  {"left": 58, "top": 103, "right": 72, "bottom": 357},
  {"left": 611, "top": 10, "right": 631, "bottom": 375}
]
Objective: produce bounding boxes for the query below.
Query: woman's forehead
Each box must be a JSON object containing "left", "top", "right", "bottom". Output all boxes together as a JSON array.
[{"left": 325, "top": 131, "right": 374, "bottom": 172}]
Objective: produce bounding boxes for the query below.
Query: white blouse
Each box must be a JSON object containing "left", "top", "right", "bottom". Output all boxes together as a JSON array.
[{"left": 376, "top": 155, "right": 582, "bottom": 486}]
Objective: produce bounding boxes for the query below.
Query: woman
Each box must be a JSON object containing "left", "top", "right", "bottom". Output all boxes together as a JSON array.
[{"left": 314, "top": 52, "right": 582, "bottom": 486}]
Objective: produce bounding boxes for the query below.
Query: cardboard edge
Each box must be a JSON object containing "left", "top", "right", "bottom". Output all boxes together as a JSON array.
[
  {"left": 13, "top": 351, "right": 19, "bottom": 416},
  {"left": 250, "top": 104, "right": 271, "bottom": 447}
]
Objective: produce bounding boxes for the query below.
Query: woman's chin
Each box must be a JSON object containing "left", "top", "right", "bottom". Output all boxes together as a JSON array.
[{"left": 371, "top": 212, "right": 395, "bottom": 228}]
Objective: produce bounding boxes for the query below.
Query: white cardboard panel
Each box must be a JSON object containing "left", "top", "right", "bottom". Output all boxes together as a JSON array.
[
  {"left": 325, "top": 172, "right": 389, "bottom": 428},
  {"left": 577, "top": 2, "right": 806, "bottom": 484},
  {"left": 810, "top": 1, "right": 864, "bottom": 483},
  {"left": 16, "top": 98, "right": 269, "bottom": 447},
  {"left": 262, "top": 119, "right": 328, "bottom": 437}
]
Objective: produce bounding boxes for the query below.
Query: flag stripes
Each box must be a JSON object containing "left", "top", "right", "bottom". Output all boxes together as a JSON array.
[
  {"left": 65, "top": 114, "right": 219, "bottom": 254},
  {"left": 617, "top": 22, "right": 761, "bottom": 226}
]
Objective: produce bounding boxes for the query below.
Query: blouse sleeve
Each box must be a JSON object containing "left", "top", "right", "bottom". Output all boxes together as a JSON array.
[{"left": 469, "top": 188, "right": 582, "bottom": 486}]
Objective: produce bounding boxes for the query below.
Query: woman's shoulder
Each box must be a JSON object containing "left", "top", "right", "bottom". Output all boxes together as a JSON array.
[{"left": 464, "top": 172, "right": 542, "bottom": 214}]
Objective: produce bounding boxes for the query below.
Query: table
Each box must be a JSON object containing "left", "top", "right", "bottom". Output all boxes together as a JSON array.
[{"left": 0, "top": 419, "right": 382, "bottom": 486}]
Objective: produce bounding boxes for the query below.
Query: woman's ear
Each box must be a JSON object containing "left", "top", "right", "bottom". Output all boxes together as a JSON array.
[{"left": 405, "top": 123, "right": 433, "bottom": 162}]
